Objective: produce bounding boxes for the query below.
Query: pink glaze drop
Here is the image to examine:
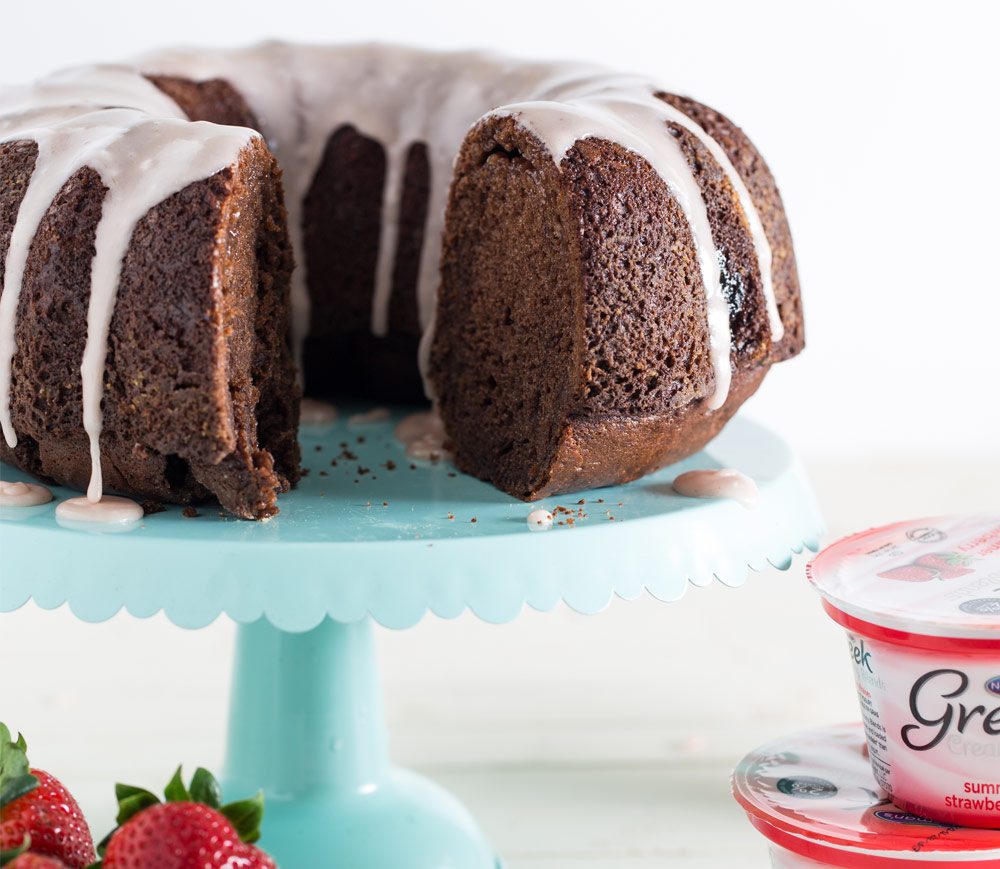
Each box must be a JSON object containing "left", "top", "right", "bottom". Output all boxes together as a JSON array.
[
  {"left": 348, "top": 406, "right": 391, "bottom": 425},
  {"left": 299, "top": 397, "right": 338, "bottom": 426},
  {"left": 672, "top": 468, "right": 758, "bottom": 509},
  {"left": 55, "top": 494, "right": 144, "bottom": 526},
  {"left": 395, "top": 409, "right": 452, "bottom": 461},
  {"left": 0, "top": 480, "right": 53, "bottom": 507}
]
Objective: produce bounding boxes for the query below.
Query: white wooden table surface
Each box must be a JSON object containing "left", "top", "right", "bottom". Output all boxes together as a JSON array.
[{"left": 2, "top": 450, "right": 996, "bottom": 866}]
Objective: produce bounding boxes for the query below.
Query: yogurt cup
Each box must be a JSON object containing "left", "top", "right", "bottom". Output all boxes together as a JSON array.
[
  {"left": 807, "top": 515, "right": 1000, "bottom": 829},
  {"left": 732, "top": 723, "right": 1000, "bottom": 866}
]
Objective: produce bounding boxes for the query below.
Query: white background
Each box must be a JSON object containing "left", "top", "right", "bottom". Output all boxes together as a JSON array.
[{"left": 2, "top": 1, "right": 999, "bottom": 866}]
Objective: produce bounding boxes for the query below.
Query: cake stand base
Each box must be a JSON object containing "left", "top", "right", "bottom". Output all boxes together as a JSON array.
[{"left": 223, "top": 617, "right": 498, "bottom": 868}]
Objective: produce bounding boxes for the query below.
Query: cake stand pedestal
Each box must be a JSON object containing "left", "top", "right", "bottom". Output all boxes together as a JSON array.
[{"left": 0, "top": 412, "right": 823, "bottom": 869}]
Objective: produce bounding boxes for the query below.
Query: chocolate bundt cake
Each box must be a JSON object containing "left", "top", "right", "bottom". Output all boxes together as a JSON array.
[{"left": 0, "top": 43, "right": 803, "bottom": 518}]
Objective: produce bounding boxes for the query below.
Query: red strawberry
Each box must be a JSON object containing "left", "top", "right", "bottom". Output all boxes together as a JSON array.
[
  {"left": 98, "top": 767, "right": 275, "bottom": 869},
  {"left": 876, "top": 564, "right": 937, "bottom": 582},
  {"left": 0, "top": 725, "right": 95, "bottom": 868},
  {"left": 7, "top": 855, "right": 69, "bottom": 868},
  {"left": 103, "top": 802, "right": 274, "bottom": 869},
  {"left": 912, "top": 552, "right": 975, "bottom": 579}
]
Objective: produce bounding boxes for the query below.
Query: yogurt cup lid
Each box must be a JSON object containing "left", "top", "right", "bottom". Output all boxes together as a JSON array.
[
  {"left": 732, "top": 723, "right": 1000, "bottom": 859},
  {"left": 807, "top": 515, "right": 1000, "bottom": 640}
]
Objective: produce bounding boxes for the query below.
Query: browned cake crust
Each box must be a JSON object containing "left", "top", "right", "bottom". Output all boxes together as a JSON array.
[
  {"left": 430, "top": 100, "right": 803, "bottom": 500},
  {"left": 0, "top": 80, "right": 299, "bottom": 519}
]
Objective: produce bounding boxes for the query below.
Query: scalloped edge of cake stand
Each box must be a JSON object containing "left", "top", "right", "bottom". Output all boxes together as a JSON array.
[{"left": 0, "top": 418, "right": 825, "bottom": 632}]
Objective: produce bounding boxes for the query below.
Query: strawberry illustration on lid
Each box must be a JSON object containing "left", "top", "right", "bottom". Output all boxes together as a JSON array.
[{"left": 808, "top": 514, "right": 1000, "bottom": 641}]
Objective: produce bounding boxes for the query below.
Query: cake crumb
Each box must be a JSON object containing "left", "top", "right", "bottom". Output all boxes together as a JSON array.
[
  {"left": 330, "top": 459, "right": 338, "bottom": 467},
  {"left": 409, "top": 463, "right": 417, "bottom": 471},
  {"left": 448, "top": 471, "right": 457, "bottom": 478},
  {"left": 447, "top": 512, "right": 455, "bottom": 520},
  {"left": 470, "top": 517, "right": 477, "bottom": 523},
  {"left": 314, "top": 444, "right": 323, "bottom": 452},
  {"left": 300, "top": 468, "right": 311, "bottom": 477},
  {"left": 182, "top": 506, "right": 199, "bottom": 518},
  {"left": 141, "top": 500, "right": 166, "bottom": 516},
  {"left": 358, "top": 466, "right": 370, "bottom": 476},
  {"left": 385, "top": 460, "right": 397, "bottom": 471},
  {"left": 577, "top": 499, "right": 586, "bottom": 505},
  {"left": 319, "top": 470, "right": 328, "bottom": 477},
  {"left": 357, "top": 435, "right": 366, "bottom": 444},
  {"left": 596, "top": 498, "right": 604, "bottom": 503},
  {"left": 382, "top": 501, "right": 388, "bottom": 507}
]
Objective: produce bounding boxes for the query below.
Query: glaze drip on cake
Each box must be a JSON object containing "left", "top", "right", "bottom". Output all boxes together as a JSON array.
[
  {"left": 0, "top": 66, "right": 257, "bottom": 503},
  {"left": 490, "top": 82, "right": 787, "bottom": 408}
]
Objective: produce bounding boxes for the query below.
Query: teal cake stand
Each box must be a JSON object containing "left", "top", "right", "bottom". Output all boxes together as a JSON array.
[{"left": 0, "top": 412, "right": 823, "bottom": 868}]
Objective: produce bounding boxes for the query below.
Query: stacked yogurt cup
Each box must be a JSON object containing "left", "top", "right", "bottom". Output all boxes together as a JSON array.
[{"left": 733, "top": 514, "right": 1000, "bottom": 866}]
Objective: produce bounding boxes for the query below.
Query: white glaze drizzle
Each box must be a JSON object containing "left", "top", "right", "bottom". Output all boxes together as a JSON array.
[
  {"left": 672, "top": 468, "right": 758, "bottom": 509},
  {"left": 0, "top": 67, "right": 257, "bottom": 502},
  {"left": 0, "top": 480, "right": 52, "bottom": 507},
  {"left": 55, "top": 494, "right": 144, "bottom": 525},
  {"left": 136, "top": 44, "right": 783, "bottom": 409}
]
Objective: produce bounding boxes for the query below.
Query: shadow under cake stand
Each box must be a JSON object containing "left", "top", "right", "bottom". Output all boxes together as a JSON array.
[{"left": 0, "top": 412, "right": 823, "bottom": 868}]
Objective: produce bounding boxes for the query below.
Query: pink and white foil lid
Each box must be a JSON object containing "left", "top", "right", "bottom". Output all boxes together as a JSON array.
[
  {"left": 807, "top": 515, "right": 1000, "bottom": 640},
  {"left": 732, "top": 723, "right": 1000, "bottom": 860}
]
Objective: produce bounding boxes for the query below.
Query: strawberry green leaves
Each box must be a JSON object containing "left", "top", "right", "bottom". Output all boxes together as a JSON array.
[
  {"left": 161, "top": 768, "right": 189, "bottom": 804},
  {"left": 0, "top": 724, "right": 39, "bottom": 810},
  {"left": 218, "top": 793, "right": 264, "bottom": 844},
  {"left": 112, "top": 785, "right": 158, "bottom": 828},
  {"left": 105, "top": 767, "right": 263, "bottom": 846},
  {"left": 188, "top": 768, "right": 222, "bottom": 809}
]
